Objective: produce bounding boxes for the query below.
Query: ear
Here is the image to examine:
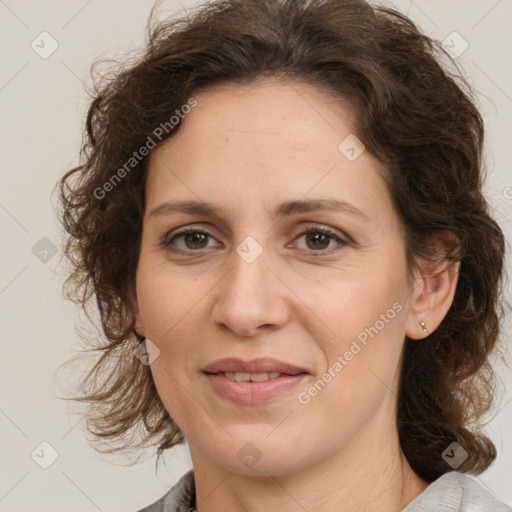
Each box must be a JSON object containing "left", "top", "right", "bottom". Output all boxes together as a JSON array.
[
  {"left": 405, "top": 231, "right": 461, "bottom": 340},
  {"left": 127, "top": 286, "right": 145, "bottom": 338}
]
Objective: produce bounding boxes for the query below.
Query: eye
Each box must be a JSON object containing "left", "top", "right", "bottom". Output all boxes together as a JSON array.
[
  {"left": 162, "top": 227, "right": 218, "bottom": 252},
  {"left": 162, "top": 224, "right": 349, "bottom": 254},
  {"left": 291, "top": 225, "right": 348, "bottom": 253}
]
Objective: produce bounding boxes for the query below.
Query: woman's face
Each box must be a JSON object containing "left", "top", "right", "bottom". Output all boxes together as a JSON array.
[{"left": 133, "top": 80, "right": 421, "bottom": 475}]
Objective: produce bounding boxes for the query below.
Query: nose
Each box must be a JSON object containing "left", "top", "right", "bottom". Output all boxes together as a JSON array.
[{"left": 212, "top": 244, "right": 290, "bottom": 338}]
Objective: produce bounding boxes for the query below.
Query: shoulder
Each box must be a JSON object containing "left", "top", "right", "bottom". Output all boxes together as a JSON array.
[
  {"left": 136, "top": 469, "right": 195, "bottom": 512},
  {"left": 402, "top": 471, "right": 511, "bottom": 512}
]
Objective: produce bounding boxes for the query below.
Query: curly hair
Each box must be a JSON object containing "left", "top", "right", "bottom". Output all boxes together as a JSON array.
[{"left": 56, "top": 0, "right": 508, "bottom": 480}]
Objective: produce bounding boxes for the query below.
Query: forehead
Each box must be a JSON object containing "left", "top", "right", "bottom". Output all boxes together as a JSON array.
[
  {"left": 145, "top": 79, "right": 395, "bottom": 228},
  {"left": 179, "top": 78, "right": 358, "bottom": 144}
]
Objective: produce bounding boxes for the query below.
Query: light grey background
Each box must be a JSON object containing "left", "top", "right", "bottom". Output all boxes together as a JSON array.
[{"left": 0, "top": 0, "right": 511, "bottom": 511}]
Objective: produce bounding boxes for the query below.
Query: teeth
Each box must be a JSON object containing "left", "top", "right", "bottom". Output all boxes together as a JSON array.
[{"left": 222, "top": 371, "right": 281, "bottom": 382}]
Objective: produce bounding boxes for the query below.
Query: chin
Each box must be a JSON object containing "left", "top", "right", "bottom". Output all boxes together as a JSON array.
[{"left": 204, "top": 437, "right": 309, "bottom": 477}]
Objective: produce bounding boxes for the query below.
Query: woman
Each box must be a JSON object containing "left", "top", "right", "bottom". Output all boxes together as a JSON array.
[{"left": 57, "top": 0, "right": 510, "bottom": 510}]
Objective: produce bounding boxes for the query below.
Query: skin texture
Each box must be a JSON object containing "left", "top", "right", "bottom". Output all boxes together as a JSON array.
[{"left": 132, "top": 79, "right": 460, "bottom": 512}]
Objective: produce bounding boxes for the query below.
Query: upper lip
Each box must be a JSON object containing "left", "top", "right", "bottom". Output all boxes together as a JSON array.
[{"left": 202, "top": 357, "right": 308, "bottom": 376}]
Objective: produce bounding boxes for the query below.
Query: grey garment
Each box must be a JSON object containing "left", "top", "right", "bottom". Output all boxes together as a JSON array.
[
  {"left": 137, "top": 469, "right": 511, "bottom": 512},
  {"left": 137, "top": 469, "right": 195, "bottom": 512},
  {"left": 402, "top": 471, "right": 511, "bottom": 512}
]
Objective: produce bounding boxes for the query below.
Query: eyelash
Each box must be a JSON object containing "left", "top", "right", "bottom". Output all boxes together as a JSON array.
[{"left": 162, "top": 224, "right": 349, "bottom": 255}]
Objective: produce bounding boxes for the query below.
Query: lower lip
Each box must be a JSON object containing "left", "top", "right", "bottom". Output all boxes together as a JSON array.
[{"left": 203, "top": 372, "right": 308, "bottom": 405}]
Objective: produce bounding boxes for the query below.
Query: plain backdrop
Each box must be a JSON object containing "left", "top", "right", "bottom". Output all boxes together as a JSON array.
[{"left": 1, "top": 0, "right": 511, "bottom": 511}]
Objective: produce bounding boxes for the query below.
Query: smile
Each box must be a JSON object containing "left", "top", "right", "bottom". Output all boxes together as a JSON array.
[{"left": 203, "top": 371, "right": 308, "bottom": 405}]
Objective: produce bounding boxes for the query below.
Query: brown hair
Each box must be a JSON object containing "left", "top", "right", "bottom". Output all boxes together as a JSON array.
[{"left": 56, "top": 0, "right": 508, "bottom": 480}]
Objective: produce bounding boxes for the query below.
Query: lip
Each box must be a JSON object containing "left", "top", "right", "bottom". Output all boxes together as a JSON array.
[
  {"left": 201, "top": 357, "right": 309, "bottom": 406},
  {"left": 201, "top": 357, "right": 308, "bottom": 375},
  {"left": 203, "top": 373, "right": 308, "bottom": 405}
]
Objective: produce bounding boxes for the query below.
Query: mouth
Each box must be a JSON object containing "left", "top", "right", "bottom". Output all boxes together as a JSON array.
[
  {"left": 201, "top": 356, "right": 309, "bottom": 376},
  {"left": 209, "top": 371, "right": 290, "bottom": 382},
  {"left": 201, "top": 358, "right": 309, "bottom": 405}
]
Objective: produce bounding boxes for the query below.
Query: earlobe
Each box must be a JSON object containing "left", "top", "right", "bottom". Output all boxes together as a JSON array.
[
  {"left": 133, "top": 314, "right": 145, "bottom": 338},
  {"left": 418, "top": 320, "right": 430, "bottom": 335},
  {"left": 127, "top": 288, "right": 145, "bottom": 338},
  {"left": 405, "top": 233, "right": 461, "bottom": 340}
]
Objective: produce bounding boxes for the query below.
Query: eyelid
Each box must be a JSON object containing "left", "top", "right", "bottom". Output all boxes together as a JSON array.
[
  {"left": 162, "top": 225, "right": 218, "bottom": 248},
  {"left": 290, "top": 224, "right": 349, "bottom": 253},
  {"left": 293, "top": 223, "right": 348, "bottom": 241},
  {"left": 162, "top": 223, "right": 349, "bottom": 253}
]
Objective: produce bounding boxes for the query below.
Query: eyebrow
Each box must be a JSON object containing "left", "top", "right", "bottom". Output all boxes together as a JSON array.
[{"left": 148, "top": 198, "right": 369, "bottom": 221}]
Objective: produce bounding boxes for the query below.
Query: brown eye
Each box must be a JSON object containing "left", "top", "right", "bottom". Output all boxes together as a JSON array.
[
  {"left": 162, "top": 225, "right": 348, "bottom": 255},
  {"left": 163, "top": 228, "right": 217, "bottom": 252},
  {"left": 182, "top": 232, "right": 209, "bottom": 249},
  {"left": 293, "top": 225, "right": 348, "bottom": 254},
  {"left": 304, "top": 232, "right": 331, "bottom": 250}
]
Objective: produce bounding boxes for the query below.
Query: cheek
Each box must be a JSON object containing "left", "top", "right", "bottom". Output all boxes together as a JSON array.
[
  {"left": 310, "top": 269, "right": 405, "bottom": 341},
  {"left": 306, "top": 268, "right": 407, "bottom": 398},
  {"left": 136, "top": 261, "right": 213, "bottom": 404},
  {"left": 299, "top": 284, "right": 406, "bottom": 432},
  {"left": 136, "top": 256, "right": 203, "bottom": 339},
  {"left": 137, "top": 266, "right": 208, "bottom": 420}
]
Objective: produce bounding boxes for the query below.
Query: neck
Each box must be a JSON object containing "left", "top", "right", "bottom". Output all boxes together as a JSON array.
[{"left": 189, "top": 421, "right": 429, "bottom": 512}]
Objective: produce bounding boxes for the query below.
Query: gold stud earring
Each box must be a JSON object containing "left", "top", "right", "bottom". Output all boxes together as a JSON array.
[{"left": 419, "top": 320, "right": 430, "bottom": 335}]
